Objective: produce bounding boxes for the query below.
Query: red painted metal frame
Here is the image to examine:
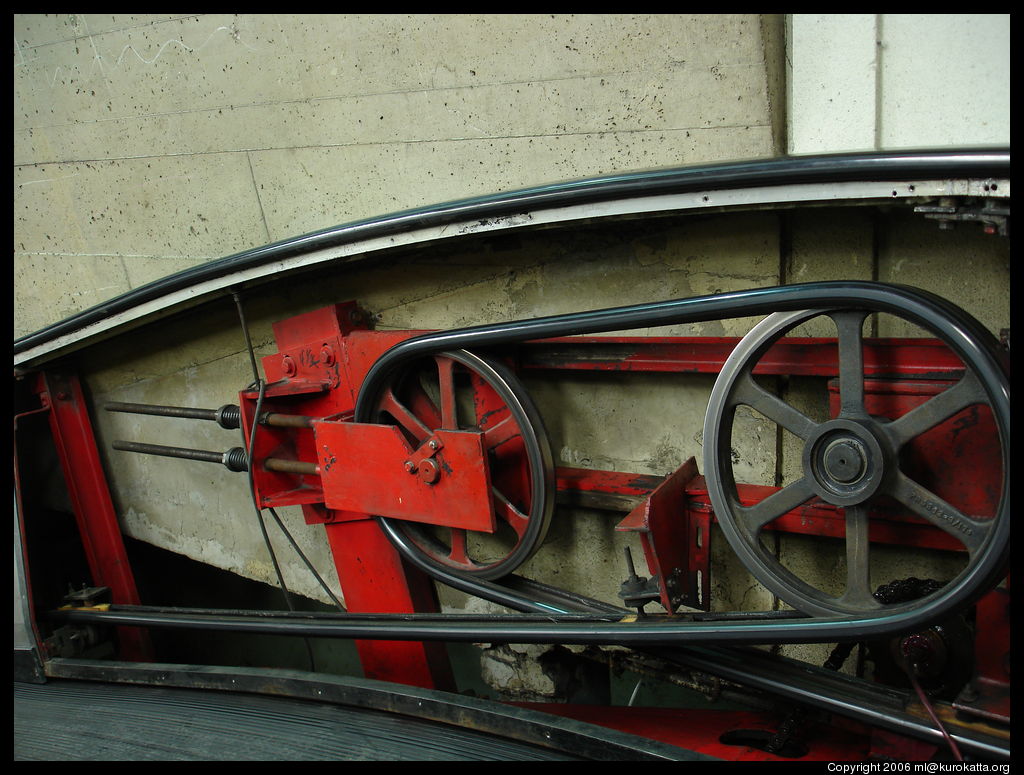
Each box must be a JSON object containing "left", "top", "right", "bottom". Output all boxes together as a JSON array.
[
  {"left": 322, "top": 519, "right": 456, "bottom": 690},
  {"left": 517, "top": 335, "right": 967, "bottom": 378},
  {"left": 315, "top": 423, "right": 495, "bottom": 531},
  {"left": 29, "top": 371, "right": 153, "bottom": 662},
  {"left": 558, "top": 468, "right": 977, "bottom": 553},
  {"left": 239, "top": 303, "right": 456, "bottom": 689},
  {"left": 616, "top": 457, "right": 711, "bottom": 611},
  {"left": 520, "top": 703, "right": 873, "bottom": 761},
  {"left": 953, "top": 578, "right": 1010, "bottom": 726}
]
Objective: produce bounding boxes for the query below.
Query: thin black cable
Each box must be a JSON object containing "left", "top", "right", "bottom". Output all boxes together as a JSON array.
[
  {"left": 231, "top": 293, "right": 346, "bottom": 611},
  {"left": 265, "top": 506, "right": 346, "bottom": 611},
  {"left": 233, "top": 291, "right": 317, "bottom": 672},
  {"left": 245, "top": 379, "right": 296, "bottom": 613},
  {"left": 247, "top": 376, "right": 319, "bottom": 674},
  {"left": 901, "top": 660, "right": 964, "bottom": 762},
  {"left": 232, "top": 290, "right": 261, "bottom": 387}
]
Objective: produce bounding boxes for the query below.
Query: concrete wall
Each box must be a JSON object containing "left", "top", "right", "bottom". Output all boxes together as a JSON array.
[
  {"left": 13, "top": 15, "right": 1010, "bottom": 691},
  {"left": 788, "top": 14, "right": 1010, "bottom": 153},
  {"left": 14, "top": 13, "right": 782, "bottom": 338}
]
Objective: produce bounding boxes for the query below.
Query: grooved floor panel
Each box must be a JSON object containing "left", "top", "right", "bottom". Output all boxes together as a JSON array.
[{"left": 14, "top": 680, "right": 577, "bottom": 761}]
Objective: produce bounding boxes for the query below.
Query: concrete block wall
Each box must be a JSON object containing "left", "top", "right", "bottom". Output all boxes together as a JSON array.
[
  {"left": 788, "top": 14, "right": 1010, "bottom": 153},
  {"left": 14, "top": 13, "right": 783, "bottom": 338},
  {"left": 14, "top": 15, "right": 1010, "bottom": 690}
]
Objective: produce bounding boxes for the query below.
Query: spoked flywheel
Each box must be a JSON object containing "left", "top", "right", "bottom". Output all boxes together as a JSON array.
[
  {"left": 703, "top": 308, "right": 1009, "bottom": 618},
  {"left": 370, "top": 349, "right": 555, "bottom": 580}
]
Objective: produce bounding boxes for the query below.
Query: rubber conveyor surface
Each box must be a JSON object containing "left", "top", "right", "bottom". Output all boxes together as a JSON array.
[{"left": 14, "top": 679, "right": 579, "bottom": 761}]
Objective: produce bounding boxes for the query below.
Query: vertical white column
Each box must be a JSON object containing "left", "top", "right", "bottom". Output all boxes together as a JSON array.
[
  {"left": 788, "top": 14, "right": 880, "bottom": 154},
  {"left": 788, "top": 13, "right": 1010, "bottom": 154}
]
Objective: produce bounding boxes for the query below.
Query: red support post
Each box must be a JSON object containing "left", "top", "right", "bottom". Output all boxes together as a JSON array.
[
  {"left": 35, "top": 371, "right": 153, "bottom": 662},
  {"left": 322, "top": 517, "right": 456, "bottom": 691}
]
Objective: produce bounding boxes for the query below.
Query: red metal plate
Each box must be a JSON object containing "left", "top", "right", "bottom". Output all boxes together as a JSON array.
[{"left": 314, "top": 421, "right": 496, "bottom": 532}]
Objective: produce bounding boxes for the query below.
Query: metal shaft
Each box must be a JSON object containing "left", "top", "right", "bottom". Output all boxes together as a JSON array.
[
  {"left": 106, "top": 401, "right": 221, "bottom": 422},
  {"left": 112, "top": 440, "right": 318, "bottom": 475},
  {"left": 112, "top": 440, "right": 229, "bottom": 465},
  {"left": 263, "top": 458, "right": 320, "bottom": 475},
  {"left": 106, "top": 401, "right": 312, "bottom": 429}
]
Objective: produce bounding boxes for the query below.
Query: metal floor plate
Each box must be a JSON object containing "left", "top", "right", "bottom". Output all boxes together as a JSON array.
[{"left": 15, "top": 679, "right": 578, "bottom": 761}]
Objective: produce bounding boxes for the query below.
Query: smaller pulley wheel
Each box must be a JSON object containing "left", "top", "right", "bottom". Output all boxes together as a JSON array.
[
  {"left": 703, "top": 307, "right": 1008, "bottom": 618},
  {"left": 371, "top": 350, "right": 554, "bottom": 580}
]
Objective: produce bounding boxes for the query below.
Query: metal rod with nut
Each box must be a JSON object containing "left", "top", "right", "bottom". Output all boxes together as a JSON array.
[
  {"left": 111, "top": 440, "right": 319, "bottom": 475},
  {"left": 105, "top": 402, "right": 314, "bottom": 429}
]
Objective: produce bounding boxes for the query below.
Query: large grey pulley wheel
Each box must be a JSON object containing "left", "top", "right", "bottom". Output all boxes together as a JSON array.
[
  {"left": 704, "top": 308, "right": 1007, "bottom": 618},
  {"left": 372, "top": 350, "right": 555, "bottom": 580}
]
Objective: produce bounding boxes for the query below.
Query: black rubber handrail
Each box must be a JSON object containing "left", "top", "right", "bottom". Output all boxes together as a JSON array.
[{"left": 13, "top": 148, "right": 1009, "bottom": 356}]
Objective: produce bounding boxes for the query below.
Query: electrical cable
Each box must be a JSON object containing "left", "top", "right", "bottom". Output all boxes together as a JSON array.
[
  {"left": 264, "top": 506, "right": 346, "bottom": 612},
  {"left": 902, "top": 661, "right": 964, "bottom": 762},
  {"left": 233, "top": 291, "right": 318, "bottom": 672},
  {"left": 233, "top": 291, "right": 262, "bottom": 386},
  {"left": 245, "top": 380, "right": 298, "bottom": 614}
]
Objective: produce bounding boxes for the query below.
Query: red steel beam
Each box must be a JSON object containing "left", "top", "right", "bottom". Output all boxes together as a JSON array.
[
  {"left": 556, "top": 466, "right": 968, "bottom": 553},
  {"left": 518, "top": 336, "right": 965, "bottom": 378},
  {"left": 322, "top": 518, "right": 456, "bottom": 691}
]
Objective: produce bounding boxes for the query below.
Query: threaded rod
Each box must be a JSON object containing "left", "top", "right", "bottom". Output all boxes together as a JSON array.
[
  {"left": 106, "top": 402, "right": 220, "bottom": 422},
  {"left": 112, "top": 440, "right": 317, "bottom": 476},
  {"left": 106, "top": 402, "right": 312, "bottom": 430}
]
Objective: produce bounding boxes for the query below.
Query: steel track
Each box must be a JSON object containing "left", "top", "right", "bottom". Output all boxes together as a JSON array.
[{"left": 13, "top": 149, "right": 1010, "bottom": 369}]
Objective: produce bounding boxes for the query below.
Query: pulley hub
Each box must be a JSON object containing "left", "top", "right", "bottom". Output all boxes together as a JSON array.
[{"left": 803, "top": 419, "right": 886, "bottom": 506}]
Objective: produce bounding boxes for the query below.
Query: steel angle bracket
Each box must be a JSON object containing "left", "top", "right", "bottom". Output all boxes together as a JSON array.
[{"left": 616, "top": 457, "right": 711, "bottom": 612}]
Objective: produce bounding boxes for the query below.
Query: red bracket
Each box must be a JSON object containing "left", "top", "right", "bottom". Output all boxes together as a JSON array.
[
  {"left": 313, "top": 421, "right": 495, "bottom": 531},
  {"left": 616, "top": 457, "right": 711, "bottom": 612}
]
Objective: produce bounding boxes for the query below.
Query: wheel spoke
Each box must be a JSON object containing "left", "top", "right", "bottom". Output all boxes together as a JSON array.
[
  {"left": 379, "top": 388, "right": 432, "bottom": 443},
  {"left": 737, "top": 478, "right": 815, "bottom": 533},
  {"left": 731, "top": 373, "right": 818, "bottom": 440},
  {"left": 831, "top": 310, "right": 869, "bottom": 418},
  {"left": 435, "top": 356, "right": 458, "bottom": 429},
  {"left": 839, "top": 505, "right": 879, "bottom": 609},
  {"left": 888, "top": 473, "right": 990, "bottom": 555},
  {"left": 448, "top": 528, "right": 472, "bottom": 566},
  {"left": 885, "top": 371, "right": 987, "bottom": 449},
  {"left": 493, "top": 488, "right": 530, "bottom": 540},
  {"left": 482, "top": 413, "right": 520, "bottom": 451}
]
